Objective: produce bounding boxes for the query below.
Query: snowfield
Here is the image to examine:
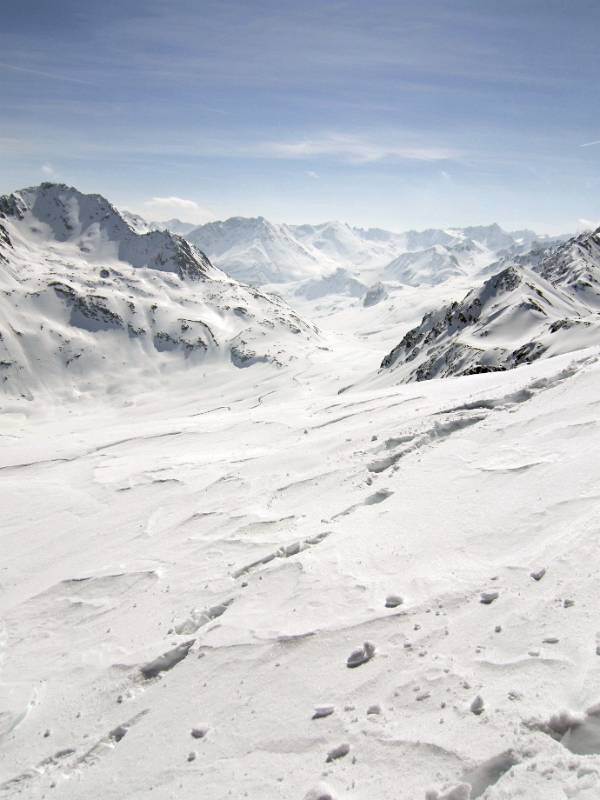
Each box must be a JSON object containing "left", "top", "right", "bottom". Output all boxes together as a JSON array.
[{"left": 2, "top": 185, "right": 600, "bottom": 800}]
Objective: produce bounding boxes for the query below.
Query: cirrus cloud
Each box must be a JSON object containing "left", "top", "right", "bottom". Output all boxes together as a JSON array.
[{"left": 263, "top": 134, "right": 457, "bottom": 164}]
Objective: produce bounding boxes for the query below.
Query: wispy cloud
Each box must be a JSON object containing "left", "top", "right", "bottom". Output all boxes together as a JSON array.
[
  {"left": 143, "top": 196, "right": 215, "bottom": 224},
  {"left": 0, "top": 61, "right": 93, "bottom": 85},
  {"left": 264, "top": 134, "right": 457, "bottom": 164},
  {"left": 580, "top": 140, "right": 600, "bottom": 148},
  {"left": 306, "top": 170, "right": 320, "bottom": 179},
  {"left": 41, "top": 163, "right": 58, "bottom": 178}
]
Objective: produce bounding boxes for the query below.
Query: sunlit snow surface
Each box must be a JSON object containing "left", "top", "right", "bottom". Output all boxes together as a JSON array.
[
  {"left": 3, "top": 348, "right": 600, "bottom": 799},
  {"left": 3, "top": 187, "right": 600, "bottom": 799}
]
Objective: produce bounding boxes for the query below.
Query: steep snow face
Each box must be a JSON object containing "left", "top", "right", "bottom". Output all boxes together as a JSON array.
[
  {"left": 536, "top": 228, "right": 600, "bottom": 306},
  {"left": 380, "top": 230, "right": 600, "bottom": 381},
  {"left": 0, "top": 185, "right": 318, "bottom": 400},
  {"left": 290, "top": 220, "right": 406, "bottom": 269},
  {"left": 151, "top": 218, "right": 197, "bottom": 236},
  {"left": 384, "top": 244, "right": 466, "bottom": 286},
  {"left": 1, "top": 184, "right": 215, "bottom": 281},
  {"left": 186, "top": 216, "right": 329, "bottom": 284}
]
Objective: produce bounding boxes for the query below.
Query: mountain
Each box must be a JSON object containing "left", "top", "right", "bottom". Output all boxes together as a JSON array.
[
  {"left": 290, "top": 220, "right": 405, "bottom": 269},
  {"left": 294, "top": 267, "right": 367, "bottom": 301},
  {"left": 185, "top": 216, "right": 330, "bottom": 284},
  {"left": 184, "top": 215, "right": 551, "bottom": 287},
  {"left": 151, "top": 218, "right": 197, "bottom": 236},
  {"left": 380, "top": 228, "right": 600, "bottom": 381},
  {"left": 0, "top": 184, "right": 318, "bottom": 399},
  {"left": 383, "top": 244, "right": 465, "bottom": 286}
]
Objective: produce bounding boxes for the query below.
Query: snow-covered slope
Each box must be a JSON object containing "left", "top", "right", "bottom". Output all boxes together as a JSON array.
[
  {"left": 294, "top": 268, "right": 367, "bottom": 301},
  {"left": 185, "top": 216, "right": 330, "bottom": 284},
  {"left": 4, "top": 187, "right": 600, "bottom": 800},
  {"left": 380, "top": 229, "right": 600, "bottom": 381},
  {"left": 152, "top": 218, "right": 197, "bottom": 236},
  {"left": 0, "top": 184, "right": 318, "bottom": 399},
  {"left": 384, "top": 244, "right": 467, "bottom": 286},
  {"left": 290, "top": 220, "right": 405, "bottom": 270},
  {"left": 3, "top": 341, "right": 600, "bottom": 799}
]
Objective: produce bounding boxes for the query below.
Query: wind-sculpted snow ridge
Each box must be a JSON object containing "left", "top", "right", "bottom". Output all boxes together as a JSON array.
[
  {"left": 0, "top": 184, "right": 318, "bottom": 399},
  {"left": 380, "top": 228, "right": 600, "bottom": 381}
]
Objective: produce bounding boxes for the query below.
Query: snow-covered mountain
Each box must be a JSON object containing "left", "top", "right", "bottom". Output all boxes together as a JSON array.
[
  {"left": 294, "top": 268, "right": 367, "bottom": 301},
  {"left": 290, "top": 220, "right": 405, "bottom": 270},
  {"left": 5, "top": 187, "right": 600, "bottom": 800},
  {"left": 152, "top": 218, "right": 197, "bottom": 236},
  {"left": 185, "top": 216, "right": 330, "bottom": 284},
  {"left": 0, "top": 184, "right": 318, "bottom": 399},
  {"left": 184, "top": 215, "right": 553, "bottom": 287},
  {"left": 384, "top": 244, "right": 463, "bottom": 286},
  {"left": 380, "top": 228, "right": 600, "bottom": 381}
]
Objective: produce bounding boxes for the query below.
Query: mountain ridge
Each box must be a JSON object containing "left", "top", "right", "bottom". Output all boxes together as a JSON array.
[
  {"left": 380, "top": 227, "right": 600, "bottom": 381},
  {"left": 0, "top": 184, "right": 319, "bottom": 399},
  {"left": 180, "top": 213, "right": 557, "bottom": 286}
]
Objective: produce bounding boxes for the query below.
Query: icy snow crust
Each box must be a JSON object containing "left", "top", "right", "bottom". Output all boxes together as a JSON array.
[{"left": 2, "top": 187, "right": 600, "bottom": 799}]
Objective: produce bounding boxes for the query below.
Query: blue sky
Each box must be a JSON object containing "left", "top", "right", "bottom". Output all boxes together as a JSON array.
[{"left": 2, "top": 0, "right": 600, "bottom": 232}]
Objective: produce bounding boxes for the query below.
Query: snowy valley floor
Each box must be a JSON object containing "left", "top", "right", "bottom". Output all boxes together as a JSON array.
[{"left": 3, "top": 338, "right": 600, "bottom": 799}]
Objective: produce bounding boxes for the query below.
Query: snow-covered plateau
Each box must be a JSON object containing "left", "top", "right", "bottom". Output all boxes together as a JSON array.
[{"left": 2, "top": 185, "right": 600, "bottom": 800}]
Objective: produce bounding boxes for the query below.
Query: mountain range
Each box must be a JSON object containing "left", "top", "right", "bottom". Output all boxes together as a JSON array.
[
  {"left": 4, "top": 184, "right": 600, "bottom": 800},
  {"left": 172, "top": 216, "right": 556, "bottom": 288},
  {"left": 1, "top": 183, "right": 597, "bottom": 403}
]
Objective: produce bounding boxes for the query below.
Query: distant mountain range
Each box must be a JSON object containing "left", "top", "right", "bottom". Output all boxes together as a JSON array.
[{"left": 149, "top": 214, "right": 561, "bottom": 289}]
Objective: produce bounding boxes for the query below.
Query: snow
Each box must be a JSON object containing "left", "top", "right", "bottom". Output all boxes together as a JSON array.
[
  {"left": 0, "top": 184, "right": 318, "bottom": 400},
  {"left": 2, "top": 185, "right": 600, "bottom": 800},
  {"left": 184, "top": 215, "right": 558, "bottom": 288},
  {"left": 381, "top": 228, "right": 600, "bottom": 381}
]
